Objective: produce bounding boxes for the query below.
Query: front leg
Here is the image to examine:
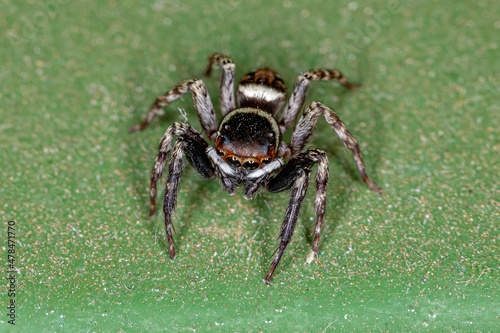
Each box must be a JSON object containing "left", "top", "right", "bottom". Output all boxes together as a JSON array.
[
  {"left": 279, "top": 69, "right": 360, "bottom": 134},
  {"left": 205, "top": 53, "right": 236, "bottom": 117},
  {"left": 290, "top": 101, "right": 380, "bottom": 194},
  {"left": 149, "top": 122, "right": 215, "bottom": 258},
  {"left": 266, "top": 168, "right": 310, "bottom": 284},
  {"left": 264, "top": 150, "right": 328, "bottom": 284},
  {"left": 162, "top": 140, "right": 186, "bottom": 259}
]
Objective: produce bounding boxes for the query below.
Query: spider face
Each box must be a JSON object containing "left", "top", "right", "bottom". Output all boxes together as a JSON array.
[
  {"left": 130, "top": 53, "right": 381, "bottom": 284},
  {"left": 215, "top": 108, "right": 281, "bottom": 170}
]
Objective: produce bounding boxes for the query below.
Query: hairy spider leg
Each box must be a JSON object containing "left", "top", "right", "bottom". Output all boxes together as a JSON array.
[
  {"left": 129, "top": 79, "right": 218, "bottom": 142},
  {"left": 205, "top": 53, "right": 236, "bottom": 117},
  {"left": 290, "top": 101, "right": 380, "bottom": 194},
  {"left": 150, "top": 122, "right": 215, "bottom": 258},
  {"left": 264, "top": 149, "right": 329, "bottom": 284},
  {"left": 279, "top": 68, "right": 361, "bottom": 134}
]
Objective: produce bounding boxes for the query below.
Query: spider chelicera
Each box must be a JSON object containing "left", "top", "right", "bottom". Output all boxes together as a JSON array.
[{"left": 130, "top": 53, "right": 380, "bottom": 284}]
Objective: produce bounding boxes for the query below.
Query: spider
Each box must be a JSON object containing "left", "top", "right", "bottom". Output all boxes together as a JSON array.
[{"left": 130, "top": 53, "right": 380, "bottom": 284}]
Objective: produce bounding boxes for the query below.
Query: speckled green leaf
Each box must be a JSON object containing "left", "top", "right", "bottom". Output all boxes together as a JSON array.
[{"left": 1, "top": 0, "right": 498, "bottom": 332}]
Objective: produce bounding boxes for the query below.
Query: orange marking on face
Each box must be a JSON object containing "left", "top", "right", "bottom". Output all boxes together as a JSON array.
[{"left": 216, "top": 136, "right": 275, "bottom": 168}]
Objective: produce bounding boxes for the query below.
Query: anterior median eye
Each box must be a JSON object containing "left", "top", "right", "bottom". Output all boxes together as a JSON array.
[
  {"left": 226, "top": 156, "right": 241, "bottom": 167},
  {"left": 243, "top": 161, "right": 259, "bottom": 170}
]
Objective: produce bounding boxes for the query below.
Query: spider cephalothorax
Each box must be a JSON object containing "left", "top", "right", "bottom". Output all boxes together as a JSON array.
[
  {"left": 130, "top": 53, "right": 380, "bottom": 284},
  {"left": 215, "top": 108, "right": 280, "bottom": 170}
]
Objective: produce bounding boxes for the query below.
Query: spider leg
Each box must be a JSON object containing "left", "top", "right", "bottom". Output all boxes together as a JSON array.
[
  {"left": 264, "top": 150, "right": 328, "bottom": 284},
  {"left": 150, "top": 122, "right": 215, "bottom": 258},
  {"left": 162, "top": 140, "right": 185, "bottom": 259},
  {"left": 267, "top": 168, "right": 311, "bottom": 284},
  {"left": 279, "top": 68, "right": 360, "bottom": 134},
  {"left": 205, "top": 53, "right": 236, "bottom": 117},
  {"left": 129, "top": 79, "right": 218, "bottom": 142},
  {"left": 291, "top": 101, "right": 380, "bottom": 194}
]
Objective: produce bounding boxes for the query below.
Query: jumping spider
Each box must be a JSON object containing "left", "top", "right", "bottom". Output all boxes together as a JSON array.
[{"left": 130, "top": 53, "right": 380, "bottom": 284}]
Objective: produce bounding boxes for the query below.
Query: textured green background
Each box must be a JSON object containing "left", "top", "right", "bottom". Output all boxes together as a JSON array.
[{"left": 1, "top": 0, "right": 499, "bottom": 332}]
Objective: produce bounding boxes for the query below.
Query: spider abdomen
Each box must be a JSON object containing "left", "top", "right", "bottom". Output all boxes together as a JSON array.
[{"left": 237, "top": 68, "right": 287, "bottom": 116}]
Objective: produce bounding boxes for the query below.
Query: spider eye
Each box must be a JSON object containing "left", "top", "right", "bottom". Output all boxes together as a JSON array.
[
  {"left": 262, "top": 158, "right": 272, "bottom": 164},
  {"left": 243, "top": 161, "right": 259, "bottom": 170},
  {"left": 226, "top": 156, "right": 241, "bottom": 168},
  {"left": 216, "top": 149, "right": 225, "bottom": 157}
]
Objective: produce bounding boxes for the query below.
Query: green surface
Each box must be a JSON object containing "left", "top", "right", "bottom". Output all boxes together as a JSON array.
[{"left": 1, "top": 0, "right": 499, "bottom": 331}]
